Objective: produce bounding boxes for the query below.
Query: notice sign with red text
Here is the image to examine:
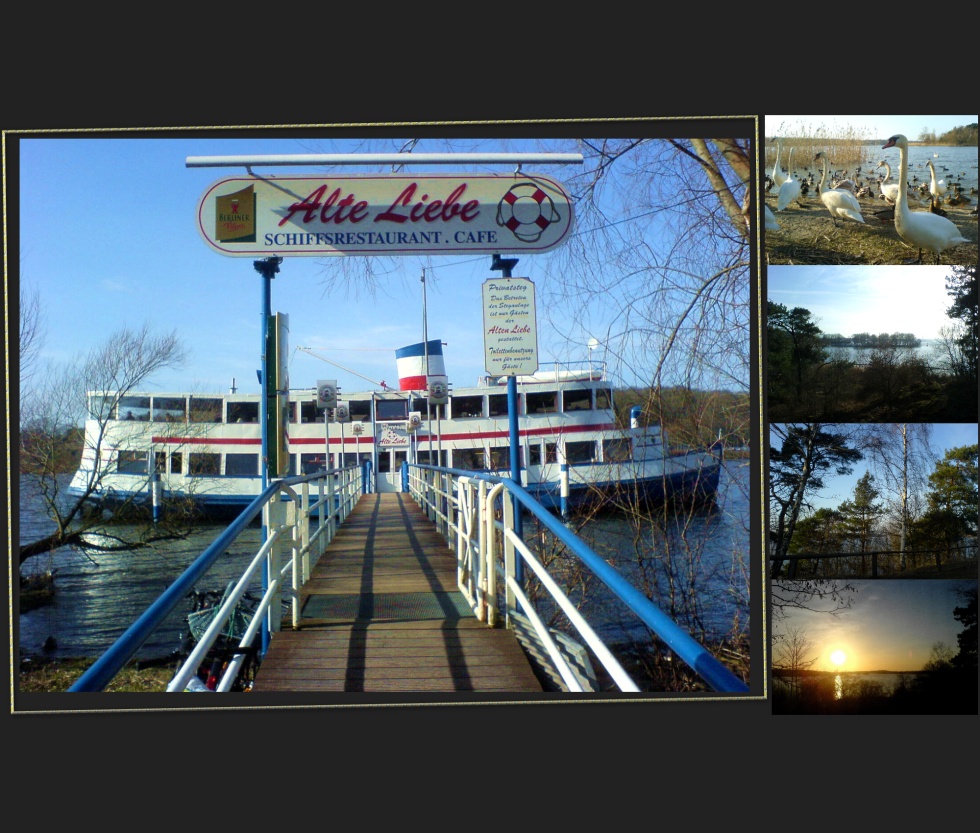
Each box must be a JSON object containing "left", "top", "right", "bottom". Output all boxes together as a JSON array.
[
  {"left": 196, "top": 174, "right": 574, "bottom": 257},
  {"left": 483, "top": 277, "right": 538, "bottom": 376}
]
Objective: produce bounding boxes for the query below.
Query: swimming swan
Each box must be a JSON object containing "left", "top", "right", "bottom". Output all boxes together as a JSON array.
[
  {"left": 814, "top": 151, "right": 865, "bottom": 226},
  {"left": 882, "top": 134, "right": 968, "bottom": 264}
]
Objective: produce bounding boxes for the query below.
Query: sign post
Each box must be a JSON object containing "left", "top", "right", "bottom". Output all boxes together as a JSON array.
[{"left": 484, "top": 256, "right": 537, "bottom": 589}]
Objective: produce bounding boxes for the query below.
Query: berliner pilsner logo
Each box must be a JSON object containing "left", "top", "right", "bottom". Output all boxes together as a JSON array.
[{"left": 215, "top": 185, "right": 256, "bottom": 243}]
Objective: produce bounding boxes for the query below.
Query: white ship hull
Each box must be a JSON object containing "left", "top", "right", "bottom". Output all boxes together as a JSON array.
[{"left": 68, "top": 363, "right": 723, "bottom": 517}]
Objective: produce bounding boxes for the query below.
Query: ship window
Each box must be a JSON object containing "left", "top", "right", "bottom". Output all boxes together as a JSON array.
[
  {"left": 348, "top": 399, "right": 371, "bottom": 422},
  {"left": 596, "top": 388, "right": 612, "bottom": 410},
  {"left": 87, "top": 395, "right": 110, "bottom": 419},
  {"left": 417, "top": 449, "right": 448, "bottom": 467},
  {"left": 526, "top": 391, "right": 557, "bottom": 414},
  {"left": 376, "top": 398, "right": 409, "bottom": 421},
  {"left": 116, "top": 450, "right": 147, "bottom": 473},
  {"left": 300, "top": 453, "right": 327, "bottom": 475},
  {"left": 152, "top": 397, "right": 187, "bottom": 422},
  {"left": 489, "top": 446, "right": 511, "bottom": 470},
  {"left": 227, "top": 401, "right": 259, "bottom": 423},
  {"left": 562, "top": 389, "right": 592, "bottom": 412},
  {"left": 170, "top": 452, "right": 183, "bottom": 474},
  {"left": 154, "top": 452, "right": 166, "bottom": 473},
  {"left": 188, "top": 452, "right": 221, "bottom": 476},
  {"left": 565, "top": 441, "right": 596, "bottom": 464},
  {"left": 225, "top": 453, "right": 259, "bottom": 476},
  {"left": 452, "top": 395, "right": 483, "bottom": 418},
  {"left": 118, "top": 396, "right": 150, "bottom": 421},
  {"left": 189, "top": 397, "right": 223, "bottom": 423},
  {"left": 545, "top": 442, "right": 558, "bottom": 463},
  {"left": 603, "top": 439, "right": 632, "bottom": 462},
  {"left": 412, "top": 397, "right": 446, "bottom": 420},
  {"left": 297, "top": 400, "right": 319, "bottom": 423},
  {"left": 453, "top": 448, "right": 486, "bottom": 470},
  {"left": 528, "top": 443, "right": 542, "bottom": 465},
  {"left": 487, "top": 393, "right": 516, "bottom": 417}
]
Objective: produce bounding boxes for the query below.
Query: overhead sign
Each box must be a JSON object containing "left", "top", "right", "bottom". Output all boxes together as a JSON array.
[
  {"left": 483, "top": 277, "right": 539, "bottom": 376},
  {"left": 196, "top": 174, "right": 574, "bottom": 257}
]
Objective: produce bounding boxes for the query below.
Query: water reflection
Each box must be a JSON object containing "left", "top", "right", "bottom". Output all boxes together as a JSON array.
[{"left": 834, "top": 674, "right": 843, "bottom": 700}]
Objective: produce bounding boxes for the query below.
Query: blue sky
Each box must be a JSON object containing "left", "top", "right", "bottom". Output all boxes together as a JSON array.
[
  {"left": 14, "top": 129, "right": 754, "bottom": 407},
  {"left": 764, "top": 115, "right": 977, "bottom": 141},
  {"left": 15, "top": 135, "right": 629, "bottom": 399},
  {"left": 769, "top": 423, "right": 978, "bottom": 510},
  {"left": 768, "top": 264, "right": 958, "bottom": 338}
]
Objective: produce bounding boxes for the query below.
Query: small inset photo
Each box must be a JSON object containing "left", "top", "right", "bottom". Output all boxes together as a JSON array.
[
  {"left": 767, "top": 263, "right": 977, "bottom": 424},
  {"left": 764, "top": 115, "right": 977, "bottom": 266},
  {"left": 768, "top": 422, "right": 977, "bottom": 581},
  {"left": 772, "top": 579, "right": 977, "bottom": 715}
]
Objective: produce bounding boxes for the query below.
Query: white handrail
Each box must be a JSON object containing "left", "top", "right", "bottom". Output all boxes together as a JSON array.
[
  {"left": 167, "top": 527, "right": 283, "bottom": 692},
  {"left": 504, "top": 528, "right": 640, "bottom": 692}
]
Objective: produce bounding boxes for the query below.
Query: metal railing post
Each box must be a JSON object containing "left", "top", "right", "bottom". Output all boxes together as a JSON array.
[
  {"left": 300, "top": 480, "right": 311, "bottom": 582},
  {"left": 266, "top": 492, "right": 285, "bottom": 635},
  {"left": 502, "top": 490, "right": 517, "bottom": 626}
]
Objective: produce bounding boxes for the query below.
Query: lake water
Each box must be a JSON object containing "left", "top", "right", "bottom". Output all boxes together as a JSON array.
[
  {"left": 873, "top": 143, "right": 978, "bottom": 207},
  {"left": 785, "top": 143, "right": 978, "bottom": 207},
  {"left": 16, "top": 461, "right": 752, "bottom": 663},
  {"left": 773, "top": 671, "right": 914, "bottom": 697},
  {"left": 824, "top": 339, "right": 951, "bottom": 369}
]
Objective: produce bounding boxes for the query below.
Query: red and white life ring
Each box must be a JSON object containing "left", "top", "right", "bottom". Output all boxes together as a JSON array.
[{"left": 496, "top": 183, "right": 561, "bottom": 242}]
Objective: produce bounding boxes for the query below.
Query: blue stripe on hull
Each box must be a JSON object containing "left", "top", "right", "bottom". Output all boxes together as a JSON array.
[{"left": 527, "top": 464, "right": 721, "bottom": 511}]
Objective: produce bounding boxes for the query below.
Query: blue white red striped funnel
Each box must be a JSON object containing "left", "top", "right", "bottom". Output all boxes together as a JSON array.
[{"left": 395, "top": 340, "right": 446, "bottom": 391}]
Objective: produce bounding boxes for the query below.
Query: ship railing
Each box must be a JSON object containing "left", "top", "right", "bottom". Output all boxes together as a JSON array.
[
  {"left": 67, "top": 462, "right": 369, "bottom": 693},
  {"left": 406, "top": 463, "right": 748, "bottom": 694},
  {"left": 478, "top": 359, "right": 606, "bottom": 386}
]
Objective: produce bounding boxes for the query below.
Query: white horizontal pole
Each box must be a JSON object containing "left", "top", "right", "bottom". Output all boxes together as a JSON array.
[{"left": 185, "top": 153, "right": 584, "bottom": 168}]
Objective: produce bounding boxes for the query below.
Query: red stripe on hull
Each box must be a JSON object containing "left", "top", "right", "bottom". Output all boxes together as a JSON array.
[{"left": 154, "top": 421, "right": 616, "bottom": 447}]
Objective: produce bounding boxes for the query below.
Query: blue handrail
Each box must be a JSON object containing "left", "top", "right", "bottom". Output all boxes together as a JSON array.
[
  {"left": 68, "top": 470, "right": 345, "bottom": 692},
  {"left": 408, "top": 463, "right": 749, "bottom": 694}
]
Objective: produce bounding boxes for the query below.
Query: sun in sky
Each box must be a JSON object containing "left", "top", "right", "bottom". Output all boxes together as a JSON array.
[{"left": 829, "top": 649, "right": 847, "bottom": 669}]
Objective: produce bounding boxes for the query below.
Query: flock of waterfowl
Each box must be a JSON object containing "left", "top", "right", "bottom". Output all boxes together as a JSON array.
[{"left": 765, "top": 133, "right": 976, "bottom": 264}]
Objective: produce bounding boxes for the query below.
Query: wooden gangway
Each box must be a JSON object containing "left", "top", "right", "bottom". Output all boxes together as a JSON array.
[{"left": 250, "top": 492, "right": 544, "bottom": 693}]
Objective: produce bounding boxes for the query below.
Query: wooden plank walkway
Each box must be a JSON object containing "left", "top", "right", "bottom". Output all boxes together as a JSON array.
[{"left": 250, "top": 492, "right": 544, "bottom": 693}]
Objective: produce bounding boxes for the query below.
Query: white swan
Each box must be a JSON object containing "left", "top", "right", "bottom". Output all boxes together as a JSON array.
[
  {"left": 765, "top": 204, "right": 780, "bottom": 230},
  {"left": 874, "top": 160, "right": 901, "bottom": 205},
  {"left": 771, "top": 138, "right": 789, "bottom": 189},
  {"left": 776, "top": 147, "right": 802, "bottom": 211},
  {"left": 925, "top": 159, "right": 947, "bottom": 205},
  {"left": 814, "top": 151, "right": 865, "bottom": 226},
  {"left": 882, "top": 134, "right": 969, "bottom": 264}
]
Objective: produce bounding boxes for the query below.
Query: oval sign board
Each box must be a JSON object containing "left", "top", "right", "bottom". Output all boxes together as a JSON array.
[{"left": 196, "top": 173, "right": 574, "bottom": 257}]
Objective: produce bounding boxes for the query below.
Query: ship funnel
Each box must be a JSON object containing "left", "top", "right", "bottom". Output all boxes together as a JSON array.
[{"left": 630, "top": 405, "right": 643, "bottom": 429}]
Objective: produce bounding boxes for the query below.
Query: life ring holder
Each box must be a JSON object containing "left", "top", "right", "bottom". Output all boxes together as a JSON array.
[{"left": 496, "top": 182, "right": 561, "bottom": 243}]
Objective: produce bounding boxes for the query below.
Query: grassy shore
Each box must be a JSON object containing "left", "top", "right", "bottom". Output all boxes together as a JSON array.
[
  {"left": 18, "top": 656, "right": 175, "bottom": 693},
  {"left": 766, "top": 193, "right": 978, "bottom": 266}
]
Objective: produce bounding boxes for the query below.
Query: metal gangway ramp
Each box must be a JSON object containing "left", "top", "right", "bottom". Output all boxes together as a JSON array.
[
  {"left": 249, "top": 493, "right": 544, "bottom": 693},
  {"left": 68, "top": 464, "right": 748, "bottom": 697}
]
